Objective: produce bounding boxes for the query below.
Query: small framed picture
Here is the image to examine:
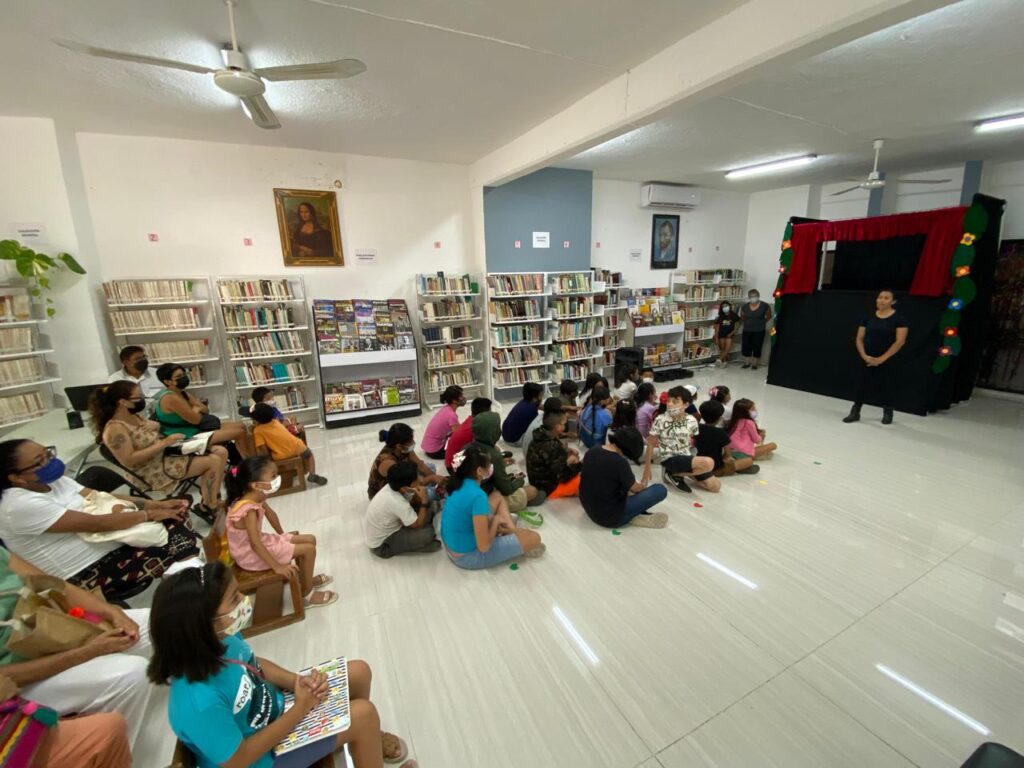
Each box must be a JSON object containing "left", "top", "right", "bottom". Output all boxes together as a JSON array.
[
  {"left": 274, "top": 188, "right": 344, "bottom": 267},
  {"left": 650, "top": 214, "right": 680, "bottom": 270}
]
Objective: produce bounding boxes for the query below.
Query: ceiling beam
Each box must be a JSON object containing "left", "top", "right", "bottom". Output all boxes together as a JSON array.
[{"left": 471, "top": 0, "right": 957, "bottom": 189}]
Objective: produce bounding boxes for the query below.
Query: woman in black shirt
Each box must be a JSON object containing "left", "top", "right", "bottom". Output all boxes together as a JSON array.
[
  {"left": 843, "top": 289, "right": 908, "bottom": 425},
  {"left": 714, "top": 301, "right": 738, "bottom": 367}
]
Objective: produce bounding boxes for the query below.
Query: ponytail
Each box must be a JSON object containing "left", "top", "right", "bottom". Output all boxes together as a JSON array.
[
  {"left": 379, "top": 423, "right": 413, "bottom": 448},
  {"left": 224, "top": 455, "right": 274, "bottom": 505},
  {"left": 447, "top": 444, "right": 491, "bottom": 493}
]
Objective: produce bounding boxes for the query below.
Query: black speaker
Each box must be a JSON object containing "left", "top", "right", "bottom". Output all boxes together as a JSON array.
[{"left": 614, "top": 347, "right": 644, "bottom": 382}]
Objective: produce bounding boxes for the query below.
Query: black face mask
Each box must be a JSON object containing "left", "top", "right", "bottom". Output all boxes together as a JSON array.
[
  {"left": 127, "top": 398, "right": 146, "bottom": 414},
  {"left": 133, "top": 358, "right": 150, "bottom": 374},
  {"left": 174, "top": 375, "right": 190, "bottom": 390}
]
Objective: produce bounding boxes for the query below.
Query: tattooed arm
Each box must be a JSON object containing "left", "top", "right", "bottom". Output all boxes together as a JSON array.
[{"left": 103, "top": 423, "right": 184, "bottom": 469}]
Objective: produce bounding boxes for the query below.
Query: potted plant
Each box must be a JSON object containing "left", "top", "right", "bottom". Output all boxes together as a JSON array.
[{"left": 0, "top": 239, "right": 86, "bottom": 317}]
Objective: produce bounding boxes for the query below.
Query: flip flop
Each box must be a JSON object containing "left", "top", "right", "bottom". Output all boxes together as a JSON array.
[
  {"left": 311, "top": 574, "right": 334, "bottom": 589},
  {"left": 382, "top": 733, "right": 408, "bottom": 764},
  {"left": 303, "top": 590, "right": 338, "bottom": 609}
]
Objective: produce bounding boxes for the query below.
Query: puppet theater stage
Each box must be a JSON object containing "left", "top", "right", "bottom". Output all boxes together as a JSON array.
[{"left": 766, "top": 194, "right": 1005, "bottom": 416}]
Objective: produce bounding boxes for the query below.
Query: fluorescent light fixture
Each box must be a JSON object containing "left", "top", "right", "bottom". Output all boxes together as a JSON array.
[
  {"left": 876, "top": 664, "right": 990, "bottom": 736},
  {"left": 553, "top": 606, "right": 599, "bottom": 665},
  {"left": 975, "top": 113, "right": 1024, "bottom": 133},
  {"left": 696, "top": 553, "right": 758, "bottom": 589},
  {"left": 725, "top": 154, "right": 818, "bottom": 180}
]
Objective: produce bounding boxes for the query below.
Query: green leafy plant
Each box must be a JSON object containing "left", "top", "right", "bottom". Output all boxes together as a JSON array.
[{"left": 0, "top": 239, "right": 86, "bottom": 317}]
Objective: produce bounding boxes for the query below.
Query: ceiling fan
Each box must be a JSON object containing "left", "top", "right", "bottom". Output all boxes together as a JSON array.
[
  {"left": 831, "top": 139, "right": 951, "bottom": 196},
  {"left": 54, "top": 0, "right": 366, "bottom": 130}
]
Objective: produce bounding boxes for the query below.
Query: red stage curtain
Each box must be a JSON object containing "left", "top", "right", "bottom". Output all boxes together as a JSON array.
[{"left": 785, "top": 206, "right": 967, "bottom": 296}]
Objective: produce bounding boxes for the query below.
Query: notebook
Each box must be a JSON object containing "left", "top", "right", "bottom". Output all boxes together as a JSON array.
[{"left": 274, "top": 656, "right": 350, "bottom": 756}]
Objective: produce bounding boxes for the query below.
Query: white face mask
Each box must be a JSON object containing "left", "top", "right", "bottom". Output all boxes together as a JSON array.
[
  {"left": 216, "top": 594, "right": 253, "bottom": 637},
  {"left": 258, "top": 476, "right": 282, "bottom": 495},
  {"left": 642, "top": 377, "right": 654, "bottom": 384},
  {"left": 265, "top": 398, "right": 276, "bottom": 407},
  {"left": 668, "top": 405, "right": 686, "bottom": 417}
]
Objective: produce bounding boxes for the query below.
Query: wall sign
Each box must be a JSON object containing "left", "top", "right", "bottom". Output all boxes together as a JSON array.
[
  {"left": 354, "top": 248, "right": 377, "bottom": 265},
  {"left": 532, "top": 231, "right": 550, "bottom": 249},
  {"left": 147, "top": 233, "right": 159, "bottom": 242},
  {"left": 563, "top": 240, "right": 570, "bottom": 249},
  {"left": 514, "top": 240, "right": 521, "bottom": 249},
  {"left": 9, "top": 223, "right": 48, "bottom": 243},
  {"left": 629, "top": 249, "right": 641, "bottom": 263}
]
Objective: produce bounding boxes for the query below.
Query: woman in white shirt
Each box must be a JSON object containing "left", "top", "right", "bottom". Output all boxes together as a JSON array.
[{"left": 0, "top": 439, "right": 200, "bottom": 600}]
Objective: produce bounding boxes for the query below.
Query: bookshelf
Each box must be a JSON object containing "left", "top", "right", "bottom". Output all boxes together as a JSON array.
[
  {"left": 593, "top": 268, "right": 628, "bottom": 374},
  {"left": 313, "top": 298, "right": 421, "bottom": 427},
  {"left": 214, "top": 276, "right": 321, "bottom": 428},
  {"left": 103, "top": 277, "right": 229, "bottom": 415},
  {"left": 622, "top": 287, "right": 686, "bottom": 372},
  {"left": 0, "top": 282, "right": 61, "bottom": 430},
  {"left": 415, "top": 273, "right": 485, "bottom": 409},
  {"left": 670, "top": 268, "right": 747, "bottom": 367}
]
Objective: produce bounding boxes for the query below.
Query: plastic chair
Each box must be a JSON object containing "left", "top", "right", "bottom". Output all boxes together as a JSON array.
[{"left": 98, "top": 443, "right": 200, "bottom": 500}]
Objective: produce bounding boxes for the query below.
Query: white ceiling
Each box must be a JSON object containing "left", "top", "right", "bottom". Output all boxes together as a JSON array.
[
  {"left": 0, "top": 0, "right": 747, "bottom": 163},
  {"left": 561, "top": 0, "right": 1024, "bottom": 191}
]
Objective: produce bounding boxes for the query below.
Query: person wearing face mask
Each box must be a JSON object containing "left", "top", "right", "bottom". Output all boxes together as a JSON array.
[
  {"left": 152, "top": 363, "right": 249, "bottom": 455},
  {"left": 643, "top": 386, "right": 719, "bottom": 494},
  {"left": 251, "top": 386, "right": 306, "bottom": 441},
  {"left": 727, "top": 398, "right": 777, "bottom": 462},
  {"left": 108, "top": 345, "right": 162, "bottom": 400},
  {"left": 225, "top": 457, "right": 336, "bottom": 608},
  {"left": 640, "top": 367, "right": 656, "bottom": 385},
  {"left": 368, "top": 423, "right": 445, "bottom": 501},
  {"left": 714, "top": 301, "right": 739, "bottom": 367},
  {"left": 90, "top": 381, "right": 229, "bottom": 522},
  {"left": 0, "top": 439, "right": 199, "bottom": 601},
  {"left": 150, "top": 562, "right": 417, "bottom": 768},
  {"left": 738, "top": 291, "right": 773, "bottom": 370},
  {"left": 363, "top": 461, "right": 441, "bottom": 559},
  {"left": 441, "top": 446, "right": 544, "bottom": 569}
]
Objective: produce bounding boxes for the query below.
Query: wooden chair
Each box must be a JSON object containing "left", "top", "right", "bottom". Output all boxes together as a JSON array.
[
  {"left": 203, "top": 511, "right": 305, "bottom": 638},
  {"left": 254, "top": 446, "right": 307, "bottom": 496},
  {"left": 172, "top": 740, "right": 334, "bottom": 768}
]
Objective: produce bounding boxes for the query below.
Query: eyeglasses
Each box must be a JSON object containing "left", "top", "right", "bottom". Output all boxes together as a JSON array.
[{"left": 16, "top": 446, "right": 57, "bottom": 474}]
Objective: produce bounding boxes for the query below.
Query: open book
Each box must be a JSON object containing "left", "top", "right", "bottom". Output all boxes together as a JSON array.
[{"left": 274, "top": 656, "right": 350, "bottom": 756}]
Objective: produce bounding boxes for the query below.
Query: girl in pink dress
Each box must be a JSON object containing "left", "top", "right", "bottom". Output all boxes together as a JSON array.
[
  {"left": 225, "top": 456, "right": 337, "bottom": 608},
  {"left": 727, "top": 399, "right": 778, "bottom": 462}
]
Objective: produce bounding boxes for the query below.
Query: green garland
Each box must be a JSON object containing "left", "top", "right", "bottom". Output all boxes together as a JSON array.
[
  {"left": 931, "top": 203, "right": 989, "bottom": 373},
  {"left": 770, "top": 221, "right": 794, "bottom": 346}
]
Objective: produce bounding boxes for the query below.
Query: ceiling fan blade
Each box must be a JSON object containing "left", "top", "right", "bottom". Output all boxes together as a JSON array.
[
  {"left": 892, "top": 178, "right": 952, "bottom": 185},
  {"left": 240, "top": 95, "right": 281, "bottom": 129},
  {"left": 54, "top": 39, "right": 214, "bottom": 75},
  {"left": 830, "top": 186, "right": 863, "bottom": 197},
  {"left": 254, "top": 58, "right": 367, "bottom": 82}
]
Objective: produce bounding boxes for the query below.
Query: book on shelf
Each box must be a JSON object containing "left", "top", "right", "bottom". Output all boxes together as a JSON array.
[
  {"left": 217, "top": 279, "right": 293, "bottom": 302},
  {"left": 593, "top": 269, "right": 622, "bottom": 287},
  {"left": 426, "top": 345, "right": 475, "bottom": 367},
  {"left": 423, "top": 324, "right": 473, "bottom": 345},
  {"left": 233, "top": 360, "right": 307, "bottom": 386},
  {"left": 493, "top": 369, "right": 546, "bottom": 388},
  {"left": 0, "top": 294, "right": 32, "bottom": 322},
  {"left": 492, "top": 324, "right": 544, "bottom": 345},
  {"left": 550, "top": 296, "right": 594, "bottom": 318},
  {"left": 486, "top": 273, "right": 544, "bottom": 295},
  {"left": 0, "top": 327, "right": 34, "bottom": 352},
  {"left": 111, "top": 308, "right": 200, "bottom": 333},
  {"left": 103, "top": 279, "right": 194, "bottom": 304},
  {"left": 180, "top": 364, "right": 208, "bottom": 386},
  {"left": 549, "top": 272, "right": 592, "bottom": 294},
  {"left": 551, "top": 340, "right": 598, "bottom": 361},
  {"left": 147, "top": 339, "right": 210, "bottom": 363},
  {"left": 422, "top": 297, "right": 475, "bottom": 320},
  {"left": 222, "top": 306, "right": 294, "bottom": 332},
  {"left": 491, "top": 346, "right": 546, "bottom": 367},
  {"left": 428, "top": 368, "right": 477, "bottom": 391},
  {"left": 0, "top": 391, "right": 46, "bottom": 424},
  {"left": 674, "top": 269, "right": 747, "bottom": 285},
  {"left": 0, "top": 358, "right": 44, "bottom": 386},
  {"left": 641, "top": 343, "right": 682, "bottom": 366},
  {"left": 313, "top": 299, "right": 413, "bottom": 354},
  {"left": 417, "top": 273, "right": 476, "bottom": 294},
  {"left": 489, "top": 299, "right": 542, "bottom": 322},
  {"left": 324, "top": 376, "right": 419, "bottom": 413},
  {"left": 227, "top": 331, "right": 306, "bottom": 358},
  {"left": 553, "top": 318, "right": 602, "bottom": 341},
  {"left": 553, "top": 362, "right": 590, "bottom": 381}
]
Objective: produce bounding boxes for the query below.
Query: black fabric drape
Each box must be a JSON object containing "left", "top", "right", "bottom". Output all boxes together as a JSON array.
[{"left": 828, "top": 235, "right": 925, "bottom": 292}]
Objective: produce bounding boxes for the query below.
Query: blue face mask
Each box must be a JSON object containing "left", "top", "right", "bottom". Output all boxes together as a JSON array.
[{"left": 34, "top": 457, "right": 66, "bottom": 484}]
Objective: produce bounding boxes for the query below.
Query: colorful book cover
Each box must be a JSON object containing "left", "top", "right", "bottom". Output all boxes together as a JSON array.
[{"left": 382, "top": 386, "right": 400, "bottom": 406}]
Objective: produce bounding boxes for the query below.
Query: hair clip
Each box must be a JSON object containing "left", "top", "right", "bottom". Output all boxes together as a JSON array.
[
  {"left": 229, "top": 466, "right": 238, "bottom": 477},
  {"left": 659, "top": 391, "right": 669, "bottom": 404},
  {"left": 451, "top": 450, "right": 466, "bottom": 470}
]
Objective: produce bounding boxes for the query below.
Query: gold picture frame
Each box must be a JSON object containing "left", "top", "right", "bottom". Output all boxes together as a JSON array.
[{"left": 273, "top": 188, "right": 344, "bottom": 267}]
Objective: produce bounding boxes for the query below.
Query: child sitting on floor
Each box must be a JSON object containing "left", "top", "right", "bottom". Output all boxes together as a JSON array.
[
  {"left": 695, "top": 400, "right": 759, "bottom": 476},
  {"left": 557, "top": 379, "right": 580, "bottom": 436},
  {"left": 421, "top": 385, "right": 465, "bottom": 460},
  {"left": 608, "top": 399, "right": 646, "bottom": 466},
  {"left": 225, "top": 456, "right": 336, "bottom": 608},
  {"left": 250, "top": 403, "right": 327, "bottom": 486},
  {"left": 640, "top": 366, "right": 656, "bottom": 385},
  {"left": 644, "top": 386, "right": 719, "bottom": 494},
  {"left": 613, "top": 363, "right": 640, "bottom": 401},
  {"left": 250, "top": 386, "right": 305, "bottom": 440},
  {"left": 501, "top": 382, "right": 544, "bottom": 447},
  {"left": 579, "top": 386, "right": 614, "bottom": 449},
  {"left": 634, "top": 382, "right": 659, "bottom": 440},
  {"left": 526, "top": 408, "right": 582, "bottom": 499},
  {"left": 728, "top": 399, "right": 778, "bottom": 463},
  {"left": 445, "top": 397, "right": 492, "bottom": 473},
  {"left": 707, "top": 385, "right": 733, "bottom": 426},
  {"left": 364, "top": 461, "right": 441, "bottom": 558}
]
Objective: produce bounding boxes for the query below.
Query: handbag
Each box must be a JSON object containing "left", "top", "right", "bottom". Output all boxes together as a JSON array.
[
  {"left": 0, "top": 576, "right": 111, "bottom": 659},
  {"left": 0, "top": 675, "right": 58, "bottom": 768},
  {"left": 76, "top": 491, "right": 168, "bottom": 548},
  {"left": 197, "top": 413, "right": 221, "bottom": 432},
  {"left": 164, "top": 431, "right": 214, "bottom": 456}
]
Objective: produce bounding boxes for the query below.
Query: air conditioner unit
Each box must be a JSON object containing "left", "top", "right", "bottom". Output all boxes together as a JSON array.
[{"left": 639, "top": 183, "right": 702, "bottom": 210}]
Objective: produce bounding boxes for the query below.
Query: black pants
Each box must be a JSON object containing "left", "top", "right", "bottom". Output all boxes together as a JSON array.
[
  {"left": 741, "top": 330, "right": 766, "bottom": 358},
  {"left": 424, "top": 447, "right": 446, "bottom": 460},
  {"left": 853, "top": 362, "right": 894, "bottom": 409}
]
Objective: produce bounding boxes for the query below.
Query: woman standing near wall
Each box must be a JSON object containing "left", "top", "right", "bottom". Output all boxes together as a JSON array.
[{"left": 842, "top": 289, "right": 908, "bottom": 425}]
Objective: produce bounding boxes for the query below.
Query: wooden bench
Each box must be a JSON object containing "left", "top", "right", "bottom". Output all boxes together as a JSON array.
[
  {"left": 203, "top": 510, "right": 305, "bottom": 638},
  {"left": 254, "top": 446, "right": 307, "bottom": 496},
  {"left": 172, "top": 740, "right": 334, "bottom": 767}
]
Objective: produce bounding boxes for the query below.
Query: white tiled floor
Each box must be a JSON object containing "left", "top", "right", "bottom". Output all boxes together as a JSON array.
[{"left": 135, "top": 369, "right": 1024, "bottom": 768}]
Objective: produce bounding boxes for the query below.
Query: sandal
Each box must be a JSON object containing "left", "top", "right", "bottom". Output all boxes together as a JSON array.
[
  {"left": 382, "top": 732, "right": 408, "bottom": 764},
  {"left": 303, "top": 590, "right": 338, "bottom": 609},
  {"left": 516, "top": 509, "right": 544, "bottom": 527},
  {"left": 311, "top": 574, "right": 333, "bottom": 589}
]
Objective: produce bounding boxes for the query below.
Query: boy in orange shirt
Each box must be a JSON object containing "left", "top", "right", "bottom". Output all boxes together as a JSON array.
[{"left": 250, "top": 403, "right": 327, "bottom": 486}]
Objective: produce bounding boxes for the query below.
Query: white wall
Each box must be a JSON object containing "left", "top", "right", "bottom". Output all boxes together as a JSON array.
[
  {"left": 0, "top": 117, "right": 109, "bottom": 388},
  {"left": 742, "top": 185, "right": 811, "bottom": 299},
  {"left": 981, "top": 159, "right": 1024, "bottom": 239},
  {"left": 590, "top": 179, "right": 750, "bottom": 289}
]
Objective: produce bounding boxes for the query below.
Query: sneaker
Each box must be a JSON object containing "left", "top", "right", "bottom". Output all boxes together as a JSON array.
[
  {"left": 526, "top": 490, "right": 547, "bottom": 507},
  {"left": 629, "top": 511, "right": 669, "bottom": 529},
  {"left": 661, "top": 467, "right": 692, "bottom": 493},
  {"left": 736, "top": 464, "right": 760, "bottom": 475},
  {"left": 502, "top": 451, "right": 513, "bottom": 458},
  {"left": 307, "top": 473, "right": 328, "bottom": 486},
  {"left": 517, "top": 509, "right": 544, "bottom": 527},
  {"left": 523, "top": 543, "right": 547, "bottom": 558},
  {"left": 741, "top": 363, "right": 751, "bottom": 369}
]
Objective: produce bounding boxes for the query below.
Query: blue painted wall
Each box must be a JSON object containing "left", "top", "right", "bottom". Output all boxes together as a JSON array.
[{"left": 484, "top": 168, "right": 592, "bottom": 272}]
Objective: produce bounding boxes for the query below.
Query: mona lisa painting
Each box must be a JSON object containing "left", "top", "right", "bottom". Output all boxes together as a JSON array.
[{"left": 273, "top": 188, "right": 344, "bottom": 266}]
